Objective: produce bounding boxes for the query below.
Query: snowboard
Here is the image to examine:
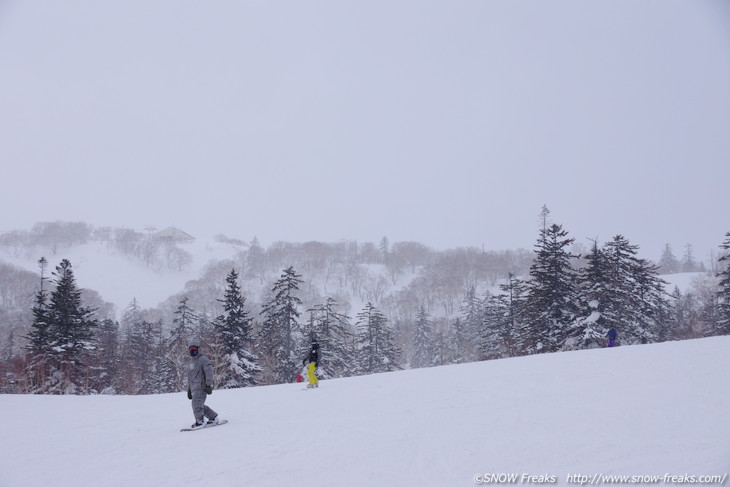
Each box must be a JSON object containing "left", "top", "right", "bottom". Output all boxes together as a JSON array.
[{"left": 180, "top": 419, "right": 228, "bottom": 432}]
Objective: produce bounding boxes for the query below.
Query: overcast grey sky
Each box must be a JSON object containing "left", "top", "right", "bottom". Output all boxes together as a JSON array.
[{"left": 1, "top": 0, "right": 728, "bottom": 262}]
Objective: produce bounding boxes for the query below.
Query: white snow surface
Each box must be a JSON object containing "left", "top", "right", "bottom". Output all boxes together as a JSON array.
[
  {"left": 660, "top": 272, "right": 712, "bottom": 293},
  {"left": 3, "top": 337, "right": 729, "bottom": 487}
]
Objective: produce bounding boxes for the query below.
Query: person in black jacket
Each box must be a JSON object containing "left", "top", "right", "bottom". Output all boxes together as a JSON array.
[{"left": 302, "top": 340, "right": 319, "bottom": 388}]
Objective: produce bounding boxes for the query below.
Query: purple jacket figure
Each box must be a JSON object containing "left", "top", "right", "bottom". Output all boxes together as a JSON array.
[{"left": 606, "top": 328, "right": 618, "bottom": 347}]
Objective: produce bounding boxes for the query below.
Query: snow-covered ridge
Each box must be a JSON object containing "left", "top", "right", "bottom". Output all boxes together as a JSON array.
[
  {"left": 0, "top": 234, "right": 706, "bottom": 319},
  {"left": 0, "top": 238, "right": 241, "bottom": 312},
  {"left": 3, "top": 336, "right": 728, "bottom": 487}
]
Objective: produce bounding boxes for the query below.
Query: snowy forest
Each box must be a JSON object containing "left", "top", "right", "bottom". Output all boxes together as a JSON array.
[{"left": 0, "top": 213, "right": 729, "bottom": 395}]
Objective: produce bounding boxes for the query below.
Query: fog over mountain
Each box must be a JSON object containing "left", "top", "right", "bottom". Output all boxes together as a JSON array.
[{"left": 1, "top": 1, "right": 729, "bottom": 262}]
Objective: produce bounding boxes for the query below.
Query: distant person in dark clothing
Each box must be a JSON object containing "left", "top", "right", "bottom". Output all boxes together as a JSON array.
[
  {"left": 606, "top": 328, "right": 618, "bottom": 348},
  {"left": 302, "top": 340, "right": 319, "bottom": 388}
]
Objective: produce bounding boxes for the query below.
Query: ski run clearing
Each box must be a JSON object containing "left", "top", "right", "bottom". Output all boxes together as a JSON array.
[{"left": 3, "top": 337, "right": 729, "bottom": 487}]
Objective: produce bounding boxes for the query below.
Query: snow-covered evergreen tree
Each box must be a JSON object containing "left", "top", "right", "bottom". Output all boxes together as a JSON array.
[
  {"left": 681, "top": 243, "right": 699, "bottom": 273},
  {"left": 579, "top": 241, "right": 611, "bottom": 307},
  {"left": 166, "top": 296, "right": 199, "bottom": 391},
  {"left": 569, "top": 240, "right": 611, "bottom": 349},
  {"left": 482, "top": 296, "right": 508, "bottom": 359},
  {"left": 122, "top": 318, "right": 160, "bottom": 394},
  {"left": 454, "top": 286, "right": 482, "bottom": 362},
  {"left": 117, "top": 299, "right": 162, "bottom": 394},
  {"left": 212, "top": 269, "right": 260, "bottom": 388},
  {"left": 304, "top": 297, "right": 353, "bottom": 378},
  {"left": 379, "top": 236, "right": 390, "bottom": 263},
  {"left": 482, "top": 274, "right": 529, "bottom": 358},
  {"left": 430, "top": 328, "right": 450, "bottom": 366},
  {"left": 354, "top": 302, "right": 400, "bottom": 374},
  {"left": 602, "top": 235, "right": 666, "bottom": 345},
  {"left": 25, "top": 257, "right": 52, "bottom": 391},
  {"left": 411, "top": 305, "right": 434, "bottom": 368},
  {"left": 601, "top": 235, "right": 639, "bottom": 332},
  {"left": 258, "top": 267, "right": 304, "bottom": 384},
  {"left": 120, "top": 298, "right": 143, "bottom": 329},
  {"left": 246, "top": 237, "right": 267, "bottom": 284},
  {"left": 664, "top": 284, "right": 715, "bottom": 341},
  {"left": 665, "top": 286, "right": 687, "bottom": 340},
  {"left": 47, "top": 259, "right": 98, "bottom": 393},
  {"left": 715, "top": 232, "right": 730, "bottom": 334},
  {"left": 631, "top": 257, "right": 669, "bottom": 342},
  {"left": 480, "top": 293, "right": 503, "bottom": 360},
  {"left": 89, "top": 318, "right": 121, "bottom": 393},
  {"left": 154, "top": 323, "right": 179, "bottom": 394},
  {"left": 658, "top": 243, "right": 680, "bottom": 274},
  {"left": 525, "top": 223, "right": 578, "bottom": 353},
  {"left": 503, "top": 274, "right": 530, "bottom": 355}
]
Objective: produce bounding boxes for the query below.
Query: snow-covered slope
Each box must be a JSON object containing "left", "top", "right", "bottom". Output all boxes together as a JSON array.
[
  {"left": 0, "top": 239, "right": 240, "bottom": 312},
  {"left": 3, "top": 337, "right": 729, "bottom": 487},
  {"left": 660, "top": 272, "right": 712, "bottom": 293}
]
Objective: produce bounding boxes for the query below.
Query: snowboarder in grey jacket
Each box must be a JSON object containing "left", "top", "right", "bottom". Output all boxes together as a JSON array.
[{"left": 187, "top": 340, "right": 219, "bottom": 428}]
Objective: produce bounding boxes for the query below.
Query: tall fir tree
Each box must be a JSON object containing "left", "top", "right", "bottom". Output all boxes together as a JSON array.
[
  {"left": 119, "top": 299, "right": 157, "bottom": 394},
  {"left": 569, "top": 240, "right": 611, "bottom": 349},
  {"left": 526, "top": 223, "right": 578, "bottom": 353},
  {"left": 166, "top": 297, "right": 199, "bottom": 391},
  {"left": 454, "top": 286, "right": 482, "bottom": 362},
  {"left": 246, "top": 237, "right": 267, "bottom": 284},
  {"left": 449, "top": 318, "right": 466, "bottom": 364},
  {"left": 304, "top": 297, "right": 354, "bottom": 378},
  {"left": 89, "top": 318, "right": 121, "bottom": 393},
  {"left": 120, "top": 298, "right": 143, "bottom": 329},
  {"left": 411, "top": 305, "right": 434, "bottom": 368},
  {"left": 481, "top": 293, "right": 504, "bottom": 359},
  {"left": 681, "top": 243, "right": 699, "bottom": 272},
  {"left": 213, "top": 269, "right": 260, "bottom": 388},
  {"left": 354, "top": 302, "right": 400, "bottom": 374},
  {"left": 482, "top": 273, "right": 529, "bottom": 358},
  {"left": 715, "top": 232, "right": 730, "bottom": 334},
  {"left": 631, "top": 257, "right": 668, "bottom": 342},
  {"left": 502, "top": 274, "right": 530, "bottom": 356},
  {"left": 154, "top": 321, "right": 179, "bottom": 394},
  {"left": 603, "top": 235, "right": 666, "bottom": 345},
  {"left": 602, "top": 235, "right": 639, "bottom": 328},
  {"left": 258, "top": 267, "right": 304, "bottom": 384},
  {"left": 25, "top": 257, "right": 52, "bottom": 390},
  {"left": 665, "top": 286, "right": 688, "bottom": 340},
  {"left": 658, "top": 243, "right": 680, "bottom": 274},
  {"left": 122, "top": 318, "right": 163, "bottom": 394},
  {"left": 45, "top": 259, "right": 98, "bottom": 393},
  {"left": 430, "top": 328, "right": 450, "bottom": 367}
]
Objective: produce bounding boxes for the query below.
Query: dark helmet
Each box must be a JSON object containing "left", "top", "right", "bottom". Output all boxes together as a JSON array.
[{"left": 188, "top": 338, "right": 201, "bottom": 356}]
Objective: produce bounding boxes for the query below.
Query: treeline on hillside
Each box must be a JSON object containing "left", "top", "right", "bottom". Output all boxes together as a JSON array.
[
  {"left": 657, "top": 242, "right": 707, "bottom": 274},
  {"left": 1, "top": 221, "right": 729, "bottom": 395},
  {"left": 0, "top": 221, "right": 195, "bottom": 272}
]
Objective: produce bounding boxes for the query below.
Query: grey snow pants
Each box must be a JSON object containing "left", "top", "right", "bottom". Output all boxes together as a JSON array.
[{"left": 191, "top": 389, "right": 217, "bottom": 423}]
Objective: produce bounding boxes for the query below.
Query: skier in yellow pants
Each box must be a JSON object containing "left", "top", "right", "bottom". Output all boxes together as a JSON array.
[{"left": 302, "top": 340, "right": 319, "bottom": 388}]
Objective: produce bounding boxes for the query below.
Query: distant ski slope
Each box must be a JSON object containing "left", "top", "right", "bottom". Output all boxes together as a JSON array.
[
  {"left": 3, "top": 337, "right": 729, "bottom": 487},
  {"left": 0, "top": 237, "right": 708, "bottom": 323}
]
